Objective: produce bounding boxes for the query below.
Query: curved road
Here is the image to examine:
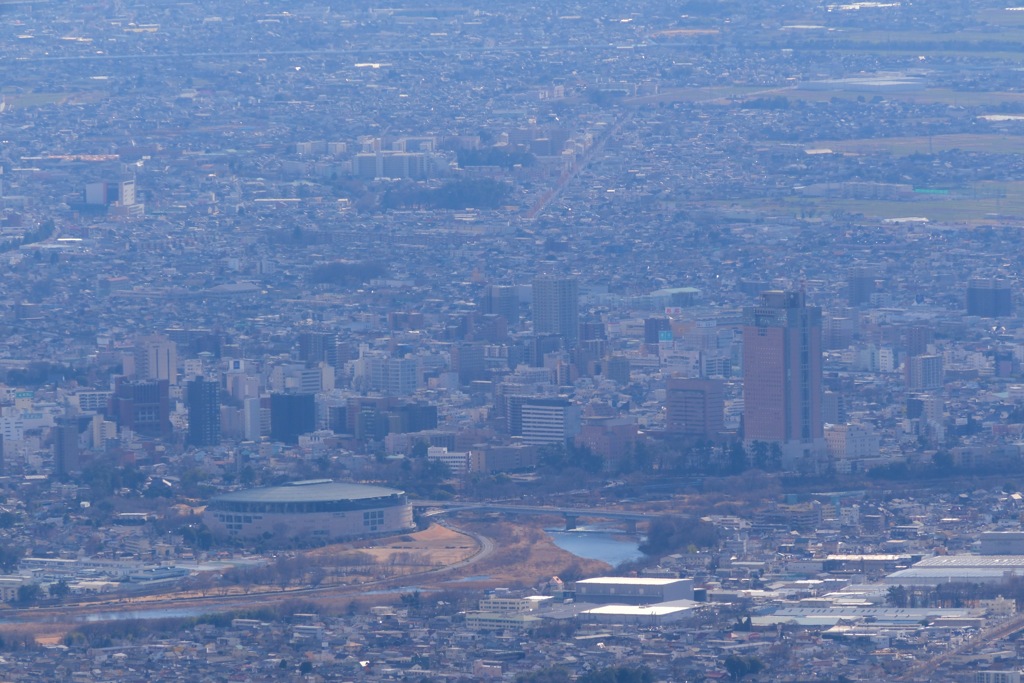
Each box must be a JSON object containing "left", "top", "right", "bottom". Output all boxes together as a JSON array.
[{"left": 0, "top": 523, "right": 496, "bottom": 626}]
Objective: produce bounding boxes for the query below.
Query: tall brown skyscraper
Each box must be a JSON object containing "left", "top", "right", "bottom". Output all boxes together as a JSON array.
[{"left": 743, "top": 291, "right": 824, "bottom": 469}]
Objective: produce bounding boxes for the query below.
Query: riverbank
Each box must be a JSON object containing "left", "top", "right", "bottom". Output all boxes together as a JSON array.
[
  {"left": 442, "top": 518, "right": 612, "bottom": 588},
  {"left": 0, "top": 517, "right": 619, "bottom": 642}
]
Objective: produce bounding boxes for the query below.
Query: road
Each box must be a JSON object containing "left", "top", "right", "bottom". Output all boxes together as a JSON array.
[
  {"left": 899, "top": 611, "right": 1024, "bottom": 681},
  {"left": 414, "top": 499, "right": 651, "bottom": 522},
  {"left": 0, "top": 523, "right": 496, "bottom": 627}
]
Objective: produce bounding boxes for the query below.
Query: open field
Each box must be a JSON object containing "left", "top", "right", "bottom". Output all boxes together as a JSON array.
[
  {"left": 632, "top": 84, "right": 1024, "bottom": 108},
  {"left": 785, "top": 179, "right": 1024, "bottom": 224},
  {"left": 808, "top": 133, "right": 1024, "bottom": 156},
  {"left": 789, "top": 195, "right": 1024, "bottom": 224},
  {"left": 309, "top": 521, "right": 478, "bottom": 571},
  {"left": 773, "top": 87, "right": 1024, "bottom": 107},
  {"left": 691, "top": 179, "right": 1024, "bottom": 225}
]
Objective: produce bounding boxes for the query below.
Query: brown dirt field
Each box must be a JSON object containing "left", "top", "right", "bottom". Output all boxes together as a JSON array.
[
  {"left": 333, "top": 523, "right": 477, "bottom": 567},
  {"left": 443, "top": 517, "right": 613, "bottom": 589},
  {"left": 303, "top": 519, "right": 613, "bottom": 589}
]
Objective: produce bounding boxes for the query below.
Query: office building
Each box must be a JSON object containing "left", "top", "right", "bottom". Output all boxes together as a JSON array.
[
  {"left": 742, "top": 291, "right": 824, "bottom": 468},
  {"left": 451, "top": 342, "right": 487, "bottom": 385},
  {"left": 364, "top": 356, "right": 418, "bottom": 396},
  {"left": 532, "top": 275, "right": 579, "bottom": 346},
  {"left": 426, "top": 446, "right": 483, "bottom": 476},
  {"left": 243, "top": 397, "right": 263, "bottom": 441},
  {"left": 111, "top": 379, "right": 171, "bottom": 439},
  {"left": 847, "top": 266, "right": 876, "bottom": 306},
  {"left": 297, "top": 330, "right": 338, "bottom": 366},
  {"left": 665, "top": 377, "right": 724, "bottom": 440},
  {"left": 967, "top": 277, "right": 1013, "bottom": 317},
  {"left": 53, "top": 420, "right": 81, "bottom": 479},
  {"left": 644, "top": 317, "right": 672, "bottom": 345},
  {"left": 520, "top": 397, "right": 580, "bottom": 445},
  {"left": 132, "top": 335, "right": 178, "bottom": 385},
  {"left": 575, "top": 416, "right": 638, "bottom": 470},
  {"left": 822, "top": 391, "right": 847, "bottom": 426},
  {"left": 906, "top": 354, "right": 944, "bottom": 391},
  {"left": 270, "top": 393, "right": 316, "bottom": 445},
  {"left": 480, "top": 284, "right": 519, "bottom": 326},
  {"left": 904, "top": 325, "right": 934, "bottom": 357},
  {"left": 824, "top": 422, "right": 880, "bottom": 474},
  {"left": 606, "top": 356, "right": 631, "bottom": 385},
  {"left": 187, "top": 377, "right": 221, "bottom": 447}
]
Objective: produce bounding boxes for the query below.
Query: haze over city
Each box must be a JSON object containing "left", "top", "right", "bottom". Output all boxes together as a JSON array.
[{"left": 3, "top": 0, "right": 1024, "bottom": 680}]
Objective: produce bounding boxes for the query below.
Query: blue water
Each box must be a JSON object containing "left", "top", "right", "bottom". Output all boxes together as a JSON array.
[
  {"left": 79, "top": 607, "right": 214, "bottom": 622},
  {"left": 547, "top": 529, "right": 644, "bottom": 567}
]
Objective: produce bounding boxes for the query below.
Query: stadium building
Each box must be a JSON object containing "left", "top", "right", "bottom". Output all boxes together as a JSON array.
[{"left": 204, "top": 480, "right": 413, "bottom": 543}]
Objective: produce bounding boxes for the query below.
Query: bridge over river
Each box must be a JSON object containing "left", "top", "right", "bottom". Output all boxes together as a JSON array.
[{"left": 412, "top": 500, "right": 651, "bottom": 533}]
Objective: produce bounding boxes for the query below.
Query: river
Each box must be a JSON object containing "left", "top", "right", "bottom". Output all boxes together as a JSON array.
[{"left": 546, "top": 527, "right": 644, "bottom": 567}]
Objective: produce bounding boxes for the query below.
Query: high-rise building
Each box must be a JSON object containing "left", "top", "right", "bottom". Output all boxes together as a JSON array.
[
  {"left": 243, "top": 397, "right": 263, "bottom": 441},
  {"left": 526, "top": 334, "right": 565, "bottom": 367},
  {"left": 580, "top": 320, "right": 607, "bottom": 342},
  {"left": 822, "top": 391, "right": 847, "bottom": 426},
  {"left": 365, "top": 356, "right": 418, "bottom": 396},
  {"left": 53, "top": 419, "right": 81, "bottom": 479},
  {"left": 906, "top": 354, "right": 944, "bottom": 391},
  {"left": 847, "top": 267, "right": 877, "bottom": 307},
  {"left": 389, "top": 403, "right": 438, "bottom": 434},
  {"left": 904, "top": 325, "right": 934, "bottom": 357},
  {"left": 270, "top": 393, "right": 316, "bottom": 445},
  {"left": 967, "top": 277, "right": 1013, "bottom": 317},
  {"left": 451, "top": 343, "right": 487, "bottom": 386},
  {"left": 532, "top": 276, "right": 579, "bottom": 346},
  {"left": 520, "top": 398, "right": 581, "bottom": 445},
  {"left": 133, "top": 335, "right": 178, "bottom": 385},
  {"left": 665, "top": 377, "right": 724, "bottom": 440},
  {"left": 742, "top": 291, "right": 824, "bottom": 467},
  {"left": 825, "top": 315, "right": 855, "bottom": 350},
  {"left": 906, "top": 393, "right": 945, "bottom": 445},
  {"left": 111, "top": 379, "right": 171, "bottom": 439},
  {"left": 187, "top": 377, "right": 221, "bottom": 447},
  {"left": 345, "top": 396, "right": 391, "bottom": 441},
  {"left": 481, "top": 285, "right": 519, "bottom": 326},
  {"left": 644, "top": 318, "right": 672, "bottom": 345},
  {"left": 824, "top": 423, "right": 880, "bottom": 474},
  {"left": 473, "top": 314, "right": 509, "bottom": 343},
  {"left": 297, "top": 331, "right": 338, "bottom": 367},
  {"left": 606, "top": 356, "right": 631, "bottom": 385}
]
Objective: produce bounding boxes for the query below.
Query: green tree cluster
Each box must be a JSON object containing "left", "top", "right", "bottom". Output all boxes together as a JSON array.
[
  {"left": 724, "top": 654, "right": 764, "bottom": 680},
  {"left": 639, "top": 515, "right": 719, "bottom": 557}
]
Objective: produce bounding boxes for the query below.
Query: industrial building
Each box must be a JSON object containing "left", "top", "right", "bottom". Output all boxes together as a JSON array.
[{"left": 575, "top": 576, "right": 694, "bottom": 604}]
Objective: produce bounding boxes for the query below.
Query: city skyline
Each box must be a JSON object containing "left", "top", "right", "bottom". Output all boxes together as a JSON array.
[{"left": 2, "top": 0, "right": 1024, "bottom": 679}]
